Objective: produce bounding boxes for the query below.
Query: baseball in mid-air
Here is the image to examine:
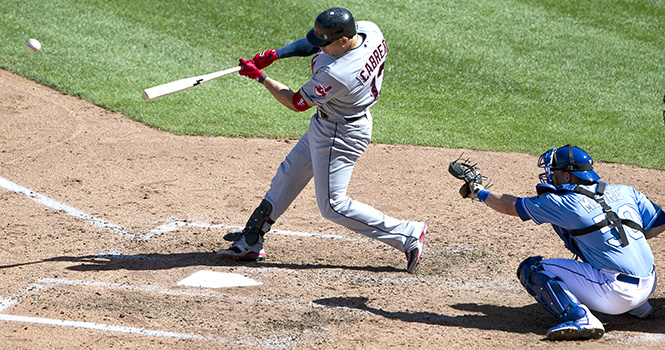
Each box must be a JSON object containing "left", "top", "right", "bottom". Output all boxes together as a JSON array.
[{"left": 26, "top": 39, "right": 41, "bottom": 53}]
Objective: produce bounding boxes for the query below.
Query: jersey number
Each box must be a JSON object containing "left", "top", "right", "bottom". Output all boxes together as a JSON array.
[
  {"left": 593, "top": 204, "right": 644, "bottom": 247},
  {"left": 370, "top": 62, "right": 385, "bottom": 101}
]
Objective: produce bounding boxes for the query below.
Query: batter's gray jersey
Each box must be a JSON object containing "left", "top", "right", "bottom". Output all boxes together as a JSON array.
[
  {"left": 263, "top": 20, "right": 425, "bottom": 254},
  {"left": 300, "top": 21, "right": 387, "bottom": 121}
]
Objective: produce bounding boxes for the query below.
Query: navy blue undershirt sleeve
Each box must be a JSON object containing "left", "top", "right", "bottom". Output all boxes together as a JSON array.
[{"left": 276, "top": 38, "right": 318, "bottom": 58}]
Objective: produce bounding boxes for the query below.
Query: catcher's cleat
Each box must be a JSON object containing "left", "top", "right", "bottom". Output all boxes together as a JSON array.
[
  {"left": 406, "top": 223, "right": 427, "bottom": 274},
  {"left": 217, "top": 235, "right": 266, "bottom": 261},
  {"left": 546, "top": 305, "right": 604, "bottom": 341}
]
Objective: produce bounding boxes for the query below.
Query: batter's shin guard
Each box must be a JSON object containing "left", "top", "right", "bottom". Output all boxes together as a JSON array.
[
  {"left": 224, "top": 199, "right": 275, "bottom": 244},
  {"left": 517, "top": 256, "right": 584, "bottom": 322}
]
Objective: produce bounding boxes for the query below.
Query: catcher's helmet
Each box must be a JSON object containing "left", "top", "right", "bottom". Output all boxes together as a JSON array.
[
  {"left": 538, "top": 144, "right": 600, "bottom": 184},
  {"left": 306, "top": 8, "right": 356, "bottom": 48}
]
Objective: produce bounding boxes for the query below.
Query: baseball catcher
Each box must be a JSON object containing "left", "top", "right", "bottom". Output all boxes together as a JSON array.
[{"left": 450, "top": 145, "right": 665, "bottom": 341}]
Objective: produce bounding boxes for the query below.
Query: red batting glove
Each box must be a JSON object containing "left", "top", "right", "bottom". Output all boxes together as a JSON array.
[
  {"left": 250, "top": 49, "right": 279, "bottom": 69},
  {"left": 238, "top": 59, "right": 265, "bottom": 81}
]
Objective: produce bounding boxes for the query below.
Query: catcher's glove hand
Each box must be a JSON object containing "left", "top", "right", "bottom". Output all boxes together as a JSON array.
[{"left": 448, "top": 155, "right": 491, "bottom": 200}]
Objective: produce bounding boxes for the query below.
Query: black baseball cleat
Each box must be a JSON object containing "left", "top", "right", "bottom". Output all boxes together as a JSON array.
[
  {"left": 223, "top": 230, "right": 244, "bottom": 241},
  {"left": 217, "top": 236, "right": 266, "bottom": 261}
]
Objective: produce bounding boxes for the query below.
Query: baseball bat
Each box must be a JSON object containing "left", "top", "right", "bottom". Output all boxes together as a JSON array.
[{"left": 142, "top": 66, "right": 241, "bottom": 101}]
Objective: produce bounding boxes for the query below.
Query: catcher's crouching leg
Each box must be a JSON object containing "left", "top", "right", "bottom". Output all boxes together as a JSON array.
[
  {"left": 517, "top": 256, "right": 605, "bottom": 340},
  {"left": 223, "top": 199, "right": 274, "bottom": 243},
  {"left": 517, "top": 256, "right": 584, "bottom": 322}
]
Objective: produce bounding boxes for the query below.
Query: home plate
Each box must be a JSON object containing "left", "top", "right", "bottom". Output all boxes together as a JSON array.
[{"left": 177, "top": 270, "right": 262, "bottom": 288}]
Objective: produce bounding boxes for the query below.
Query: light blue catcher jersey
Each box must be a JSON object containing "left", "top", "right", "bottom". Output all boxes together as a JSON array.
[{"left": 515, "top": 182, "right": 662, "bottom": 277}]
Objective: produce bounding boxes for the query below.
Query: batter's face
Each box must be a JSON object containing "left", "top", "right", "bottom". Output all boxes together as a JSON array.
[
  {"left": 320, "top": 37, "right": 347, "bottom": 56},
  {"left": 320, "top": 35, "right": 358, "bottom": 56}
]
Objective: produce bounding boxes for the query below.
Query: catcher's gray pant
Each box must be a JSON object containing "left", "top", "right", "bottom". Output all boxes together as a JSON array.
[{"left": 264, "top": 114, "right": 424, "bottom": 252}]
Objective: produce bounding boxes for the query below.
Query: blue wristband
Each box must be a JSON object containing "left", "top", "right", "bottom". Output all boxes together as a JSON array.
[{"left": 477, "top": 190, "right": 490, "bottom": 202}]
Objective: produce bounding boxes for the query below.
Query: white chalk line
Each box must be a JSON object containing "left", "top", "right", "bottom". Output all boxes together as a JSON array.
[
  {"left": 147, "top": 217, "right": 360, "bottom": 241},
  {"left": 604, "top": 333, "right": 665, "bottom": 343},
  {"left": 0, "top": 175, "right": 358, "bottom": 242},
  {"left": 0, "top": 277, "right": 317, "bottom": 344},
  {"left": 0, "top": 175, "right": 347, "bottom": 344},
  {"left": 0, "top": 176, "right": 135, "bottom": 239},
  {"left": 0, "top": 314, "right": 221, "bottom": 342},
  {"left": 0, "top": 298, "right": 18, "bottom": 313}
]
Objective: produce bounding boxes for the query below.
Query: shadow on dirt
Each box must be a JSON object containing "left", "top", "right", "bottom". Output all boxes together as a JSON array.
[
  {"left": 314, "top": 296, "right": 546, "bottom": 335},
  {"left": 313, "top": 296, "right": 665, "bottom": 335},
  {"left": 0, "top": 253, "right": 402, "bottom": 273}
]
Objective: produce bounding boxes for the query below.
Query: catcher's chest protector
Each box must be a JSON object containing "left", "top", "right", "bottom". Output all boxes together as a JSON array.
[{"left": 537, "top": 183, "right": 644, "bottom": 247}]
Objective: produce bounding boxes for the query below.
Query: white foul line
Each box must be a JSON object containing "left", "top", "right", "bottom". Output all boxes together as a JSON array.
[
  {"left": 0, "top": 313, "right": 219, "bottom": 341},
  {"left": 0, "top": 175, "right": 358, "bottom": 242},
  {"left": 0, "top": 279, "right": 234, "bottom": 343},
  {"left": 0, "top": 277, "right": 301, "bottom": 344},
  {"left": 0, "top": 176, "right": 135, "bottom": 239}
]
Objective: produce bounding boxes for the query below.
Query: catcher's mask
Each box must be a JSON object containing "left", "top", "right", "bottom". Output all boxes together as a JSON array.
[{"left": 538, "top": 144, "right": 600, "bottom": 184}]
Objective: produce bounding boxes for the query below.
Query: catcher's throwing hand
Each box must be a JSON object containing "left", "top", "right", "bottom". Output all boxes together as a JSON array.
[{"left": 448, "top": 155, "right": 489, "bottom": 200}]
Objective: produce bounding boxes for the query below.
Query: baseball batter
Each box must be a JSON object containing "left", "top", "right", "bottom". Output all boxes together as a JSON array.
[
  {"left": 217, "top": 8, "right": 427, "bottom": 273},
  {"left": 460, "top": 145, "right": 665, "bottom": 340}
]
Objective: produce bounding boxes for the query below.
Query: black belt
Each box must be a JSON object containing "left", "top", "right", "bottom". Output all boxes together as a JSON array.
[
  {"left": 318, "top": 110, "right": 365, "bottom": 123},
  {"left": 616, "top": 274, "right": 639, "bottom": 285}
]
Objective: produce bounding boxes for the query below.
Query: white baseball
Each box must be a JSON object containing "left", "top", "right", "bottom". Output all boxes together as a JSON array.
[{"left": 26, "top": 39, "right": 41, "bottom": 53}]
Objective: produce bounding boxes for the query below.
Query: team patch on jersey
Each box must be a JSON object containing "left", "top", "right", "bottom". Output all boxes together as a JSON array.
[{"left": 314, "top": 84, "right": 332, "bottom": 98}]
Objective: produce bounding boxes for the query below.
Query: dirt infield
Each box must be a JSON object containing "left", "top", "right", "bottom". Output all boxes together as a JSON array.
[{"left": 1, "top": 68, "right": 665, "bottom": 349}]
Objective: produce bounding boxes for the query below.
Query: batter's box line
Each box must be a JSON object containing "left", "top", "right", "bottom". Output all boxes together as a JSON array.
[
  {"left": 0, "top": 176, "right": 134, "bottom": 239},
  {"left": 0, "top": 175, "right": 360, "bottom": 242},
  {"left": 0, "top": 313, "right": 225, "bottom": 343},
  {"left": 146, "top": 217, "right": 363, "bottom": 242},
  {"left": 0, "top": 278, "right": 312, "bottom": 345}
]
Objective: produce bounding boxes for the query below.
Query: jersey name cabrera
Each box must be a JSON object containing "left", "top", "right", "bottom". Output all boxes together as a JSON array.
[{"left": 300, "top": 21, "right": 387, "bottom": 120}]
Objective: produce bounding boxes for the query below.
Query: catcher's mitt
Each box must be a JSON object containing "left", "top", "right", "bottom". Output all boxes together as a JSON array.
[{"left": 448, "top": 155, "right": 490, "bottom": 199}]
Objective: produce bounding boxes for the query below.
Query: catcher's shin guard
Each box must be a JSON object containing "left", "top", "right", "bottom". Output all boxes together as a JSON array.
[
  {"left": 517, "top": 256, "right": 585, "bottom": 322},
  {"left": 223, "top": 199, "right": 275, "bottom": 244}
]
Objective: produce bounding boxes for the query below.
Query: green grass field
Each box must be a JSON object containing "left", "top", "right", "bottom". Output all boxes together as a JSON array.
[{"left": 2, "top": 0, "right": 664, "bottom": 169}]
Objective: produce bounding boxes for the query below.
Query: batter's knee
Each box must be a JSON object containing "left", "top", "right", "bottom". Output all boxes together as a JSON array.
[{"left": 318, "top": 195, "right": 349, "bottom": 221}]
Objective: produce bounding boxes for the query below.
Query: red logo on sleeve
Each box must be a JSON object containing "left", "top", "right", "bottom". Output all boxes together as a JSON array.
[{"left": 314, "top": 84, "right": 332, "bottom": 98}]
